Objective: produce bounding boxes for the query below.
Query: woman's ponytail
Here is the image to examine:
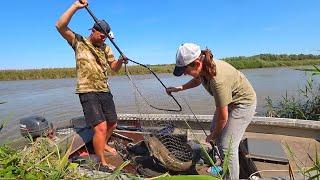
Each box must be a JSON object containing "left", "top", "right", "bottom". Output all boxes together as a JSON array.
[{"left": 201, "top": 49, "right": 216, "bottom": 78}]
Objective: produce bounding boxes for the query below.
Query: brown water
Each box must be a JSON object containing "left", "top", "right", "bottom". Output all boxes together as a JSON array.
[{"left": 0, "top": 67, "right": 312, "bottom": 142}]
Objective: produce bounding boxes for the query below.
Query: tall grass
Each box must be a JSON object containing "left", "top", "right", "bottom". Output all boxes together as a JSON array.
[
  {"left": 0, "top": 68, "right": 76, "bottom": 81},
  {"left": 226, "top": 59, "right": 320, "bottom": 69},
  {"left": 265, "top": 65, "right": 320, "bottom": 120},
  {"left": 1, "top": 54, "right": 320, "bottom": 81},
  {"left": 0, "top": 65, "right": 175, "bottom": 81},
  {"left": 223, "top": 53, "right": 320, "bottom": 61}
]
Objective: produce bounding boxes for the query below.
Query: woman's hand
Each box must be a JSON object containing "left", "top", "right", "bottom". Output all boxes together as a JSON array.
[
  {"left": 205, "top": 133, "right": 215, "bottom": 143},
  {"left": 166, "top": 86, "right": 182, "bottom": 95}
]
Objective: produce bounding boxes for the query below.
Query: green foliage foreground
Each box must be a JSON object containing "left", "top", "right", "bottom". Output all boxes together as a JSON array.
[{"left": 0, "top": 138, "right": 82, "bottom": 179}]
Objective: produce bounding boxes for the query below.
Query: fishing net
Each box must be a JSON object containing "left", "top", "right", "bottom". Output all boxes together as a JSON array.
[{"left": 124, "top": 64, "right": 195, "bottom": 172}]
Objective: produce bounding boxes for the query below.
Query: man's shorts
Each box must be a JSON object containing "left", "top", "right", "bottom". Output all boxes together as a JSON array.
[{"left": 79, "top": 92, "right": 117, "bottom": 127}]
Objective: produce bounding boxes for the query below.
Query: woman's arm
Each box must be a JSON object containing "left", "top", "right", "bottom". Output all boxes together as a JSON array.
[
  {"left": 166, "top": 77, "right": 201, "bottom": 94},
  {"left": 206, "top": 106, "right": 228, "bottom": 142}
]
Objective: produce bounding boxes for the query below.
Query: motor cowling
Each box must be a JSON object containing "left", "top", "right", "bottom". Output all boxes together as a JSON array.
[{"left": 19, "top": 116, "right": 50, "bottom": 139}]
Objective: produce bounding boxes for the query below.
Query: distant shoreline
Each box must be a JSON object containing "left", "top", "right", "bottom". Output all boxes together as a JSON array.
[{"left": 1, "top": 54, "right": 320, "bottom": 81}]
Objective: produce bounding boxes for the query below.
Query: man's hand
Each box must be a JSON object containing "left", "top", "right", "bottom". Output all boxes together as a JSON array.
[
  {"left": 119, "top": 55, "right": 128, "bottom": 64},
  {"left": 75, "top": 0, "right": 88, "bottom": 9}
]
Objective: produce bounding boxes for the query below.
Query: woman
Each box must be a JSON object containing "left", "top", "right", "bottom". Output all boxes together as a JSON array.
[{"left": 166, "top": 43, "right": 256, "bottom": 179}]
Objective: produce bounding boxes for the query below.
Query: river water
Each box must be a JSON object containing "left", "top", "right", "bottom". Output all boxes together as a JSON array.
[{"left": 0, "top": 67, "right": 313, "bottom": 142}]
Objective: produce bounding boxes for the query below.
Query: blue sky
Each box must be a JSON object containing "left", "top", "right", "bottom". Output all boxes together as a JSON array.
[{"left": 1, "top": 0, "right": 319, "bottom": 69}]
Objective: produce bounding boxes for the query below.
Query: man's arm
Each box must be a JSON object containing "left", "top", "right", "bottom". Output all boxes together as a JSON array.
[
  {"left": 108, "top": 55, "right": 128, "bottom": 72},
  {"left": 55, "top": 0, "right": 88, "bottom": 43}
]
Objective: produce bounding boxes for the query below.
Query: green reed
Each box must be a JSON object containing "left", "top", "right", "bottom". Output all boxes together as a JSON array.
[
  {"left": 265, "top": 65, "right": 320, "bottom": 121},
  {"left": 0, "top": 136, "right": 87, "bottom": 179}
]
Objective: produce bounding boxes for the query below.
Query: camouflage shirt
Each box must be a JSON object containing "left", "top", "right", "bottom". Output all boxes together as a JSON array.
[{"left": 70, "top": 34, "right": 115, "bottom": 93}]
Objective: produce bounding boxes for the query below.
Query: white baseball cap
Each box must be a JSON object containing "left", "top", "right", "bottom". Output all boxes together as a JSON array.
[{"left": 173, "top": 43, "right": 201, "bottom": 76}]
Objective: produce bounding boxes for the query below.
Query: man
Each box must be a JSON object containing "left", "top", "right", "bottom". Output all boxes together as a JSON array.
[{"left": 56, "top": 0, "right": 127, "bottom": 170}]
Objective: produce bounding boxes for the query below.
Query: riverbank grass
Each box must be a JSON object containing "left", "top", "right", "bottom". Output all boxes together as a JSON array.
[{"left": 1, "top": 54, "right": 320, "bottom": 81}]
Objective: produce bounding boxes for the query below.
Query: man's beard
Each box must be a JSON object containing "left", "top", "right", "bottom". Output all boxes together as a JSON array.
[{"left": 92, "top": 41, "right": 103, "bottom": 47}]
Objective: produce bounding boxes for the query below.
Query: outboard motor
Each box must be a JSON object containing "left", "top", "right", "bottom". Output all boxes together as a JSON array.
[{"left": 19, "top": 116, "right": 51, "bottom": 139}]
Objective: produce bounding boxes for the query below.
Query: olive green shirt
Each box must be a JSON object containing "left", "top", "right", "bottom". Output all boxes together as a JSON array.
[
  {"left": 201, "top": 60, "right": 256, "bottom": 107},
  {"left": 70, "top": 34, "right": 115, "bottom": 93}
]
